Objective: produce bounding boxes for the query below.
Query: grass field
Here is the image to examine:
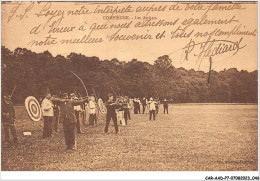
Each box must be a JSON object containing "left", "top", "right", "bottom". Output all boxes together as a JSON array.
[{"left": 1, "top": 104, "right": 258, "bottom": 171}]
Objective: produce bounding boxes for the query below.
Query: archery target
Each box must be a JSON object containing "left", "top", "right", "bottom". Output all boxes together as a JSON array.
[
  {"left": 25, "top": 96, "right": 42, "bottom": 122},
  {"left": 98, "top": 99, "right": 107, "bottom": 114}
]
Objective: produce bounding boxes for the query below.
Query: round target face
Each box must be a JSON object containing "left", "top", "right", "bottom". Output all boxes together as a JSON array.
[
  {"left": 98, "top": 99, "right": 107, "bottom": 114},
  {"left": 25, "top": 96, "right": 42, "bottom": 122},
  {"left": 100, "top": 107, "right": 107, "bottom": 114}
]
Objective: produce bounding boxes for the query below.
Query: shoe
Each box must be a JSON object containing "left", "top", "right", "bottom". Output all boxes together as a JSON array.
[{"left": 70, "top": 146, "right": 76, "bottom": 150}]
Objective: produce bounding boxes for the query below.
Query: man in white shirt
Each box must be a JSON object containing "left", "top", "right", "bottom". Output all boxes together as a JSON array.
[
  {"left": 88, "top": 96, "right": 97, "bottom": 126},
  {"left": 41, "top": 93, "right": 54, "bottom": 138},
  {"left": 148, "top": 97, "right": 156, "bottom": 121}
]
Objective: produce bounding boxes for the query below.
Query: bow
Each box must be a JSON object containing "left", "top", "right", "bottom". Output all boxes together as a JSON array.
[{"left": 70, "top": 71, "right": 89, "bottom": 97}]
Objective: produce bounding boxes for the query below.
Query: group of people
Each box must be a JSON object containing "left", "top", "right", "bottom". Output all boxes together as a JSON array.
[
  {"left": 41, "top": 93, "right": 93, "bottom": 150},
  {"left": 2, "top": 92, "right": 170, "bottom": 151},
  {"left": 131, "top": 97, "right": 169, "bottom": 119}
]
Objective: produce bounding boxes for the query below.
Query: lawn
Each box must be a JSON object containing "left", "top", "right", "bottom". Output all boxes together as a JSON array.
[{"left": 1, "top": 104, "right": 258, "bottom": 171}]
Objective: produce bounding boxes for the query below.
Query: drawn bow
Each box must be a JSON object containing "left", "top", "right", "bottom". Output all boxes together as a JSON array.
[{"left": 70, "top": 71, "right": 89, "bottom": 98}]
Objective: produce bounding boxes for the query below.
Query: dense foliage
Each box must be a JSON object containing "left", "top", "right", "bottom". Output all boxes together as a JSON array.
[{"left": 1, "top": 46, "right": 257, "bottom": 104}]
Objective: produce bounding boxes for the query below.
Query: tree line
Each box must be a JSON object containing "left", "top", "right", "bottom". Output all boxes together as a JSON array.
[{"left": 1, "top": 46, "right": 257, "bottom": 104}]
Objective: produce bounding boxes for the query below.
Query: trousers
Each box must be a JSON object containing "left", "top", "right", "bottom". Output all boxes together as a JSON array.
[
  {"left": 43, "top": 116, "right": 53, "bottom": 138},
  {"left": 75, "top": 111, "right": 83, "bottom": 133},
  {"left": 3, "top": 122, "right": 17, "bottom": 142},
  {"left": 89, "top": 114, "right": 97, "bottom": 126},
  {"left": 63, "top": 121, "right": 76, "bottom": 149},
  {"left": 149, "top": 110, "right": 156, "bottom": 120},
  {"left": 104, "top": 113, "right": 118, "bottom": 133},
  {"left": 123, "top": 109, "right": 129, "bottom": 125},
  {"left": 143, "top": 105, "right": 146, "bottom": 114},
  {"left": 164, "top": 106, "right": 168, "bottom": 114},
  {"left": 53, "top": 115, "right": 59, "bottom": 132}
]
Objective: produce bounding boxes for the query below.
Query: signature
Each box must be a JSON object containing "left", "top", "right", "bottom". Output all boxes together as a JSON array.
[{"left": 181, "top": 37, "right": 246, "bottom": 69}]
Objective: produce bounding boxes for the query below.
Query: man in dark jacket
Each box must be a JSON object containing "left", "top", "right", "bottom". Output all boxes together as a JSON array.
[
  {"left": 104, "top": 93, "right": 121, "bottom": 134},
  {"left": 53, "top": 103, "right": 60, "bottom": 133},
  {"left": 162, "top": 99, "right": 169, "bottom": 114},
  {"left": 51, "top": 93, "right": 88, "bottom": 150},
  {"left": 2, "top": 95, "right": 18, "bottom": 143},
  {"left": 142, "top": 97, "right": 147, "bottom": 114}
]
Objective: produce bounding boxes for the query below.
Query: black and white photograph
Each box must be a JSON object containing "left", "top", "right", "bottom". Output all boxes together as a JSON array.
[{"left": 1, "top": 1, "right": 258, "bottom": 178}]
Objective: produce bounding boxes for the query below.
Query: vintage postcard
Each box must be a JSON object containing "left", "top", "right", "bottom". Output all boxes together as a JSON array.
[{"left": 1, "top": 0, "right": 258, "bottom": 178}]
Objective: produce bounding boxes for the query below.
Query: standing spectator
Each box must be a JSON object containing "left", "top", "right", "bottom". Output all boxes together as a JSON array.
[
  {"left": 116, "top": 97, "right": 125, "bottom": 126},
  {"left": 133, "top": 98, "right": 138, "bottom": 114},
  {"left": 137, "top": 98, "right": 141, "bottom": 114},
  {"left": 98, "top": 98, "right": 105, "bottom": 116},
  {"left": 81, "top": 99, "right": 86, "bottom": 125},
  {"left": 53, "top": 103, "right": 60, "bottom": 133},
  {"left": 163, "top": 99, "right": 169, "bottom": 114},
  {"left": 124, "top": 96, "right": 131, "bottom": 121},
  {"left": 88, "top": 96, "right": 97, "bottom": 126},
  {"left": 41, "top": 93, "right": 54, "bottom": 138},
  {"left": 155, "top": 98, "right": 160, "bottom": 115},
  {"left": 148, "top": 97, "right": 156, "bottom": 121},
  {"left": 129, "top": 98, "right": 134, "bottom": 114},
  {"left": 123, "top": 105, "right": 128, "bottom": 125},
  {"left": 142, "top": 97, "right": 147, "bottom": 114},
  {"left": 2, "top": 95, "right": 18, "bottom": 143}
]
